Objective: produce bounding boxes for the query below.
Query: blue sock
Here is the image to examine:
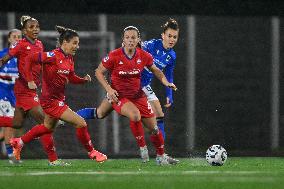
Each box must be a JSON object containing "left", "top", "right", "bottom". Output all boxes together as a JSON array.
[
  {"left": 76, "top": 108, "right": 96, "bottom": 119},
  {"left": 5, "top": 144, "right": 13, "bottom": 156},
  {"left": 157, "top": 117, "right": 166, "bottom": 139}
]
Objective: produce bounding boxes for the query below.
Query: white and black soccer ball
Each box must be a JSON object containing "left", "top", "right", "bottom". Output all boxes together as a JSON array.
[{"left": 206, "top": 145, "right": 227, "bottom": 166}]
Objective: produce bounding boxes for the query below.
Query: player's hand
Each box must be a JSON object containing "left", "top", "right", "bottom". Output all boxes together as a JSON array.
[
  {"left": 28, "top": 81, "right": 37, "bottom": 89},
  {"left": 164, "top": 97, "right": 172, "bottom": 108},
  {"left": 107, "top": 88, "right": 119, "bottom": 103},
  {"left": 0, "top": 58, "right": 3, "bottom": 67},
  {"left": 167, "top": 83, "right": 177, "bottom": 91},
  {"left": 84, "top": 74, "right": 91, "bottom": 82}
]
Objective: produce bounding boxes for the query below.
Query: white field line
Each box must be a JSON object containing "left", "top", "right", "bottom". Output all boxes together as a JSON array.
[{"left": 0, "top": 170, "right": 279, "bottom": 176}]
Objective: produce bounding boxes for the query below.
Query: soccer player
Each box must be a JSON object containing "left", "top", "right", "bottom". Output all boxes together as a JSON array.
[
  {"left": 95, "top": 26, "right": 178, "bottom": 165},
  {"left": 0, "top": 16, "right": 63, "bottom": 166},
  {"left": 10, "top": 25, "right": 107, "bottom": 163},
  {"left": 141, "top": 18, "right": 179, "bottom": 139},
  {"left": 0, "top": 29, "right": 21, "bottom": 163}
]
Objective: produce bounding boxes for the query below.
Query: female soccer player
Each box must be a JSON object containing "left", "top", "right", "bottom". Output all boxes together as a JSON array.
[
  {"left": 10, "top": 25, "right": 107, "bottom": 163},
  {"left": 0, "top": 29, "right": 21, "bottom": 163},
  {"left": 141, "top": 18, "right": 179, "bottom": 139},
  {"left": 0, "top": 16, "right": 62, "bottom": 165},
  {"left": 95, "top": 26, "right": 178, "bottom": 165}
]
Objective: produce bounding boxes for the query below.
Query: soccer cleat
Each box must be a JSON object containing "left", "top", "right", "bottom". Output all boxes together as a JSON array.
[
  {"left": 156, "top": 154, "right": 180, "bottom": 165},
  {"left": 9, "top": 138, "right": 23, "bottom": 161},
  {"left": 48, "top": 159, "right": 71, "bottom": 166},
  {"left": 88, "top": 149, "right": 107, "bottom": 162},
  {"left": 8, "top": 154, "right": 22, "bottom": 164},
  {"left": 140, "top": 146, "right": 149, "bottom": 163}
]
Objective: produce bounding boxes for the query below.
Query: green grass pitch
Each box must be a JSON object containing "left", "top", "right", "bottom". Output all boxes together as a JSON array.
[{"left": 0, "top": 157, "right": 283, "bottom": 189}]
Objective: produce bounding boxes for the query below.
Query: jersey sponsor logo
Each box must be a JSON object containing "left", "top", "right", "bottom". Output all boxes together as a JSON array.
[
  {"left": 103, "top": 56, "right": 109, "bottom": 62},
  {"left": 118, "top": 68, "right": 140, "bottom": 76},
  {"left": 137, "top": 59, "right": 141, "bottom": 64},
  {"left": 57, "top": 69, "right": 70, "bottom": 74},
  {"left": 58, "top": 101, "right": 64, "bottom": 106},
  {"left": 118, "top": 61, "right": 124, "bottom": 65},
  {"left": 47, "top": 52, "right": 55, "bottom": 57}
]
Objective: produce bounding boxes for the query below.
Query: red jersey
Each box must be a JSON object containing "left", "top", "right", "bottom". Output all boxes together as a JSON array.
[
  {"left": 102, "top": 47, "right": 153, "bottom": 99},
  {"left": 8, "top": 37, "right": 43, "bottom": 86},
  {"left": 25, "top": 48, "right": 86, "bottom": 102}
]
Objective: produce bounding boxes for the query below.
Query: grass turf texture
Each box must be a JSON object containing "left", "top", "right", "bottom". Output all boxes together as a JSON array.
[{"left": 0, "top": 157, "right": 283, "bottom": 189}]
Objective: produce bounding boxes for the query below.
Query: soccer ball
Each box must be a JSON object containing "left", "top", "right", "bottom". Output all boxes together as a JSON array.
[{"left": 206, "top": 145, "right": 227, "bottom": 166}]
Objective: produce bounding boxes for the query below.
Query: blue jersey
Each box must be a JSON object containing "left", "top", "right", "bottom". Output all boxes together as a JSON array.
[
  {"left": 141, "top": 39, "right": 176, "bottom": 103},
  {"left": 0, "top": 48, "right": 18, "bottom": 106}
]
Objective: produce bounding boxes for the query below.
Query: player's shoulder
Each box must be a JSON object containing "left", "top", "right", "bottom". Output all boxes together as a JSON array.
[
  {"left": 137, "top": 48, "right": 153, "bottom": 59},
  {"left": 168, "top": 49, "right": 176, "bottom": 60}
]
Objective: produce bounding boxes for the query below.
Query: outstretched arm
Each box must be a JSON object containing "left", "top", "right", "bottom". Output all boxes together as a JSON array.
[
  {"left": 148, "top": 64, "right": 177, "bottom": 91},
  {"left": 95, "top": 63, "right": 119, "bottom": 102},
  {"left": 68, "top": 72, "right": 91, "bottom": 84}
]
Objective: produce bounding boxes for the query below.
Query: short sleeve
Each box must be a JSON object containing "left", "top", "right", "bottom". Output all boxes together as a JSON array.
[
  {"left": 40, "top": 51, "right": 57, "bottom": 64},
  {"left": 144, "top": 52, "right": 153, "bottom": 68},
  {"left": 8, "top": 42, "right": 21, "bottom": 57},
  {"left": 102, "top": 54, "right": 115, "bottom": 70}
]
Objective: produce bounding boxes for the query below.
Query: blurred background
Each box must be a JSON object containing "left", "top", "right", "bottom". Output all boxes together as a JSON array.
[{"left": 1, "top": 0, "right": 284, "bottom": 159}]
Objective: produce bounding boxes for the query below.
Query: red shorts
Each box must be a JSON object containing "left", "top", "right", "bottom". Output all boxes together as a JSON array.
[
  {"left": 14, "top": 79, "right": 40, "bottom": 111},
  {"left": 112, "top": 96, "right": 155, "bottom": 118},
  {"left": 40, "top": 99, "right": 69, "bottom": 119}
]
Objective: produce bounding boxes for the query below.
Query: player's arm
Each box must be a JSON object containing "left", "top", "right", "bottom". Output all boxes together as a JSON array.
[
  {"left": 164, "top": 63, "right": 175, "bottom": 107},
  {"left": 95, "top": 63, "right": 119, "bottom": 102},
  {"left": 25, "top": 52, "right": 42, "bottom": 89},
  {"left": 0, "top": 54, "right": 12, "bottom": 67},
  {"left": 68, "top": 72, "right": 91, "bottom": 84},
  {"left": 148, "top": 64, "right": 177, "bottom": 91}
]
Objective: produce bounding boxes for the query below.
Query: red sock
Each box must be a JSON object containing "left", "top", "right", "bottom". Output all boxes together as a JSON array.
[
  {"left": 21, "top": 124, "right": 52, "bottom": 144},
  {"left": 150, "top": 130, "right": 165, "bottom": 155},
  {"left": 0, "top": 116, "right": 13, "bottom": 127},
  {"left": 130, "top": 120, "right": 146, "bottom": 147},
  {"left": 76, "top": 126, "right": 94, "bottom": 152},
  {"left": 39, "top": 133, "right": 58, "bottom": 162}
]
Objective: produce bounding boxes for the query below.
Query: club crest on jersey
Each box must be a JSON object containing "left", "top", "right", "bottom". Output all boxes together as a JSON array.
[
  {"left": 166, "top": 55, "right": 171, "bottom": 61},
  {"left": 137, "top": 59, "right": 141, "bottom": 64},
  {"left": 103, "top": 56, "right": 109, "bottom": 62},
  {"left": 47, "top": 52, "right": 55, "bottom": 57},
  {"left": 58, "top": 101, "right": 64, "bottom": 106},
  {"left": 27, "top": 46, "right": 31, "bottom": 50}
]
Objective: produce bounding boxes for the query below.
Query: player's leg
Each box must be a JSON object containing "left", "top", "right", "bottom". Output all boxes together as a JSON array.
[
  {"left": 117, "top": 100, "right": 148, "bottom": 162},
  {"left": 142, "top": 85, "right": 166, "bottom": 139},
  {"left": 77, "top": 98, "right": 113, "bottom": 119},
  {"left": 28, "top": 105, "right": 59, "bottom": 163},
  {"left": 60, "top": 108, "right": 107, "bottom": 162},
  {"left": 142, "top": 117, "right": 179, "bottom": 165}
]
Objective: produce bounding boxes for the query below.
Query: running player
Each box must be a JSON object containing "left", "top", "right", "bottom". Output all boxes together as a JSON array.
[
  {"left": 0, "top": 29, "right": 21, "bottom": 163},
  {"left": 95, "top": 26, "right": 178, "bottom": 165},
  {"left": 10, "top": 25, "right": 107, "bottom": 163},
  {"left": 141, "top": 18, "right": 179, "bottom": 139},
  {"left": 0, "top": 16, "right": 62, "bottom": 166}
]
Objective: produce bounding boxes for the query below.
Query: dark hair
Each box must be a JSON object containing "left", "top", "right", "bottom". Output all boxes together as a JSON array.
[
  {"left": 55, "top": 25, "right": 79, "bottom": 46},
  {"left": 161, "top": 18, "right": 179, "bottom": 33},
  {"left": 20, "top": 15, "right": 38, "bottom": 29},
  {"left": 122, "top": 26, "right": 141, "bottom": 38},
  {"left": 7, "top": 29, "right": 21, "bottom": 47}
]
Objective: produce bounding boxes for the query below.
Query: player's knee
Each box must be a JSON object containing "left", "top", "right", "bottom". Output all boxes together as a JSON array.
[
  {"left": 77, "top": 119, "right": 88, "bottom": 128},
  {"left": 129, "top": 110, "right": 141, "bottom": 122},
  {"left": 12, "top": 122, "right": 23, "bottom": 129},
  {"left": 150, "top": 125, "right": 159, "bottom": 135},
  {"left": 96, "top": 109, "right": 105, "bottom": 119}
]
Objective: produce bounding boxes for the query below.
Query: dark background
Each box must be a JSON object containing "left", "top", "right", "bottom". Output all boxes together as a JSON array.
[{"left": 1, "top": 0, "right": 284, "bottom": 16}]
